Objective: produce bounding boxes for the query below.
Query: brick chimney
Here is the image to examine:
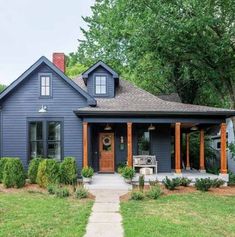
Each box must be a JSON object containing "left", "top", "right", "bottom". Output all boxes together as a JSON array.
[{"left": 52, "top": 53, "right": 65, "bottom": 73}]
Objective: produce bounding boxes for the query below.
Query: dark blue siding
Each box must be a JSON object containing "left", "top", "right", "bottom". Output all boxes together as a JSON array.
[
  {"left": 151, "top": 125, "right": 172, "bottom": 172},
  {"left": 1, "top": 63, "right": 88, "bottom": 169},
  {"left": 87, "top": 66, "right": 115, "bottom": 98}
]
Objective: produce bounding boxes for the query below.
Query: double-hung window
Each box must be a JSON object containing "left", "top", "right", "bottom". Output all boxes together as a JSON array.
[
  {"left": 29, "top": 120, "right": 62, "bottom": 161},
  {"left": 95, "top": 76, "right": 107, "bottom": 94},
  {"left": 40, "top": 75, "right": 51, "bottom": 97}
]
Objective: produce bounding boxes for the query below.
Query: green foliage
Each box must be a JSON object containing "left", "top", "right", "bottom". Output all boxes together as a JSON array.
[
  {"left": 228, "top": 143, "right": 235, "bottom": 160},
  {"left": 149, "top": 180, "right": 159, "bottom": 187},
  {"left": 130, "top": 191, "right": 145, "bottom": 200},
  {"left": 28, "top": 158, "right": 42, "bottom": 184},
  {"left": 228, "top": 171, "right": 235, "bottom": 185},
  {"left": 3, "top": 158, "right": 25, "bottom": 188},
  {"left": 55, "top": 187, "right": 70, "bottom": 198},
  {"left": 0, "top": 84, "right": 6, "bottom": 93},
  {"left": 117, "top": 163, "right": 126, "bottom": 174},
  {"left": 195, "top": 178, "right": 213, "bottom": 192},
  {"left": 81, "top": 167, "right": 94, "bottom": 178},
  {"left": 0, "top": 158, "right": 9, "bottom": 182},
  {"left": 36, "top": 159, "right": 60, "bottom": 188},
  {"left": 162, "top": 177, "right": 181, "bottom": 190},
  {"left": 60, "top": 157, "right": 77, "bottom": 185},
  {"left": 180, "top": 177, "right": 192, "bottom": 187},
  {"left": 138, "top": 175, "right": 145, "bottom": 192},
  {"left": 211, "top": 179, "right": 225, "bottom": 188},
  {"left": 122, "top": 167, "right": 135, "bottom": 180},
  {"left": 47, "top": 184, "right": 58, "bottom": 195},
  {"left": 146, "top": 185, "right": 163, "bottom": 200},
  {"left": 75, "top": 186, "right": 89, "bottom": 199}
]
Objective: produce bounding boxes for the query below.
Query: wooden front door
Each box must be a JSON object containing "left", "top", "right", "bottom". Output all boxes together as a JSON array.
[{"left": 99, "top": 133, "right": 115, "bottom": 172}]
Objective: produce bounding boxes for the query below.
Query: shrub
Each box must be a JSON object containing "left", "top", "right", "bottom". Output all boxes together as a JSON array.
[
  {"left": 75, "top": 186, "right": 88, "bottom": 199},
  {"left": 228, "top": 171, "right": 235, "bottom": 185},
  {"left": 3, "top": 158, "right": 25, "bottom": 188},
  {"left": 60, "top": 157, "right": 77, "bottom": 185},
  {"left": 180, "top": 177, "right": 192, "bottom": 187},
  {"left": 0, "top": 158, "right": 9, "bottom": 183},
  {"left": 37, "top": 159, "right": 60, "bottom": 188},
  {"left": 130, "top": 191, "right": 145, "bottom": 200},
  {"left": 47, "top": 184, "right": 58, "bottom": 195},
  {"left": 122, "top": 167, "right": 135, "bottom": 180},
  {"left": 149, "top": 180, "right": 159, "bottom": 187},
  {"left": 28, "top": 158, "right": 42, "bottom": 184},
  {"left": 139, "top": 175, "right": 145, "bottom": 191},
  {"left": 146, "top": 185, "right": 163, "bottom": 199},
  {"left": 211, "top": 178, "right": 225, "bottom": 188},
  {"left": 55, "top": 187, "right": 70, "bottom": 198},
  {"left": 195, "top": 178, "right": 213, "bottom": 191},
  {"left": 81, "top": 167, "right": 94, "bottom": 178},
  {"left": 162, "top": 177, "right": 181, "bottom": 190},
  {"left": 117, "top": 163, "right": 126, "bottom": 174}
]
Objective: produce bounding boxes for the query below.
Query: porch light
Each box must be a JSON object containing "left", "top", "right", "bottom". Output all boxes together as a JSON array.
[
  {"left": 38, "top": 105, "right": 47, "bottom": 113},
  {"left": 104, "top": 123, "right": 112, "bottom": 131},
  {"left": 148, "top": 124, "right": 156, "bottom": 131},
  {"left": 191, "top": 126, "right": 198, "bottom": 131}
]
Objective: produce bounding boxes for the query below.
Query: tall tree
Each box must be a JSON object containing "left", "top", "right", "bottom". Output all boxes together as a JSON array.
[{"left": 0, "top": 84, "right": 6, "bottom": 93}]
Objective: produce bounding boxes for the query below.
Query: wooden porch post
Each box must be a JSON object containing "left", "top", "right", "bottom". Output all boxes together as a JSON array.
[
  {"left": 186, "top": 133, "right": 191, "bottom": 170},
  {"left": 127, "top": 122, "right": 133, "bottom": 167},
  {"left": 83, "top": 122, "right": 88, "bottom": 168},
  {"left": 175, "top": 122, "right": 181, "bottom": 173},
  {"left": 199, "top": 128, "right": 205, "bottom": 172},
  {"left": 220, "top": 123, "right": 227, "bottom": 174}
]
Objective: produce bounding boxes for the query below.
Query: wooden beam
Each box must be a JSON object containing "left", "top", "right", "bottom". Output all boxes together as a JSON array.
[
  {"left": 220, "top": 123, "right": 227, "bottom": 174},
  {"left": 175, "top": 122, "right": 181, "bottom": 173},
  {"left": 199, "top": 128, "right": 205, "bottom": 172},
  {"left": 186, "top": 133, "right": 190, "bottom": 170},
  {"left": 83, "top": 122, "right": 88, "bottom": 168},
  {"left": 127, "top": 122, "right": 133, "bottom": 167}
]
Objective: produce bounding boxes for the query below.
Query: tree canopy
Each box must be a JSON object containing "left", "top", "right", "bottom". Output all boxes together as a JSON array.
[
  {"left": 0, "top": 84, "right": 6, "bottom": 93},
  {"left": 67, "top": 0, "right": 235, "bottom": 108}
]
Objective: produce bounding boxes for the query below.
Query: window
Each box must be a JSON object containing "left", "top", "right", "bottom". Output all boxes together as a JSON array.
[
  {"left": 29, "top": 121, "right": 62, "bottom": 161},
  {"left": 137, "top": 130, "right": 150, "bottom": 155},
  {"left": 95, "top": 76, "right": 106, "bottom": 94},
  {"left": 40, "top": 75, "right": 51, "bottom": 96}
]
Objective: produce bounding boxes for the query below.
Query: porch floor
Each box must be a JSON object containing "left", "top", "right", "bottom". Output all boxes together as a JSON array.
[{"left": 132, "top": 169, "right": 220, "bottom": 183}]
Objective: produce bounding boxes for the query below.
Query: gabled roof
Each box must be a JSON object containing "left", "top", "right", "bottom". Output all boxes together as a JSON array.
[
  {"left": 0, "top": 56, "right": 96, "bottom": 106},
  {"left": 73, "top": 76, "right": 235, "bottom": 117},
  {"left": 82, "top": 60, "right": 119, "bottom": 85}
]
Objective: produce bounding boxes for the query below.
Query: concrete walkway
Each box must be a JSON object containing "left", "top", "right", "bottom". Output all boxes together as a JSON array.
[{"left": 84, "top": 174, "right": 131, "bottom": 237}]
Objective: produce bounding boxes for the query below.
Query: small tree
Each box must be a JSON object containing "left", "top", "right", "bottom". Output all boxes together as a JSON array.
[
  {"left": 28, "top": 158, "right": 42, "bottom": 184},
  {"left": 60, "top": 157, "right": 77, "bottom": 185}
]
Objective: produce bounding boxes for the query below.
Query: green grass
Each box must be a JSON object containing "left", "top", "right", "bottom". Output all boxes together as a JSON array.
[
  {"left": 121, "top": 193, "right": 235, "bottom": 237},
  {"left": 0, "top": 192, "right": 93, "bottom": 237}
]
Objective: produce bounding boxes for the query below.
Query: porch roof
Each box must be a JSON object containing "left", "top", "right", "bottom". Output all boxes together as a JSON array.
[{"left": 74, "top": 77, "right": 235, "bottom": 117}]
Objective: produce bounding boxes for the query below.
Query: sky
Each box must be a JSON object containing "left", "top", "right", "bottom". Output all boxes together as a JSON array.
[{"left": 0, "top": 0, "right": 95, "bottom": 85}]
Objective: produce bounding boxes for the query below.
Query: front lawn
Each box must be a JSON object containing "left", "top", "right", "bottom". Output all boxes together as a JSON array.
[
  {"left": 0, "top": 191, "right": 93, "bottom": 237},
  {"left": 121, "top": 192, "right": 235, "bottom": 237}
]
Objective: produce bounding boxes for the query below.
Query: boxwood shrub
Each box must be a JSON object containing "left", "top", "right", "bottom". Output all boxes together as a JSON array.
[
  {"left": 0, "top": 158, "right": 9, "bottom": 183},
  {"left": 37, "top": 159, "right": 60, "bottom": 188},
  {"left": 60, "top": 157, "right": 77, "bottom": 185},
  {"left": 28, "top": 158, "right": 42, "bottom": 184},
  {"left": 2, "top": 158, "right": 25, "bottom": 188}
]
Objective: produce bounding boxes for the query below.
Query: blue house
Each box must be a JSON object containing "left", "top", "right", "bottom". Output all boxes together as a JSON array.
[{"left": 0, "top": 53, "right": 234, "bottom": 179}]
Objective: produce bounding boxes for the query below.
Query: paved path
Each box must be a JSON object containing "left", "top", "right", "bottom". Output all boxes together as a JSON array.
[{"left": 84, "top": 174, "right": 131, "bottom": 237}]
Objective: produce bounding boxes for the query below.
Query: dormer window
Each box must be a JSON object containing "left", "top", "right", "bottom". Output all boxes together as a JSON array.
[
  {"left": 95, "top": 75, "right": 107, "bottom": 95},
  {"left": 40, "top": 74, "right": 51, "bottom": 97}
]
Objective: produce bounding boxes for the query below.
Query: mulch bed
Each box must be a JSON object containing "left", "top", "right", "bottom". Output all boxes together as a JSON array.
[{"left": 120, "top": 185, "right": 235, "bottom": 202}]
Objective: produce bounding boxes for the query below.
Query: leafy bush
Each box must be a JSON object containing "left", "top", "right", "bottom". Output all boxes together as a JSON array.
[
  {"left": 228, "top": 171, "right": 235, "bottom": 185},
  {"left": 139, "top": 175, "right": 145, "bottom": 191},
  {"left": 122, "top": 167, "right": 135, "bottom": 180},
  {"left": 211, "top": 178, "right": 225, "bottom": 188},
  {"left": 117, "top": 163, "right": 126, "bottom": 174},
  {"left": 195, "top": 178, "right": 213, "bottom": 191},
  {"left": 162, "top": 177, "right": 181, "bottom": 190},
  {"left": 60, "top": 157, "right": 77, "bottom": 185},
  {"left": 37, "top": 159, "right": 60, "bottom": 188},
  {"left": 146, "top": 185, "right": 163, "bottom": 199},
  {"left": 0, "top": 158, "right": 9, "bottom": 183},
  {"left": 3, "top": 158, "right": 25, "bottom": 188},
  {"left": 75, "top": 186, "right": 88, "bottom": 199},
  {"left": 28, "top": 158, "right": 42, "bottom": 184},
  {"left": 130, "top": 191, "right": 145, "bottom": 200},
  {"left": 55, "top": 187, "right": 70, "bottom": 198},
  {"left": 81, "top": 167, "right": 94, "bottom": 178},
  {"left": 47, "top": 184, "right": 58, "bottom": 195},
  {"left": 180, "top": 177, "right": 192, "bottom": 187}
]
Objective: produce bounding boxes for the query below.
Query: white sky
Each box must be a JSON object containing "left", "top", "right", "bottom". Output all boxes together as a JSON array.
[{"left": 0, "top": 0, "right": 95, "bottom": 85}]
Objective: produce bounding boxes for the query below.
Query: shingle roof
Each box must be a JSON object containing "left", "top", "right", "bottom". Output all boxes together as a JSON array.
[
  {"left": 73, "top": 76, "right": 235, "bottom": 116},
  {"left": 157, "top": 93, "right": 181, "bottom": 103}
]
